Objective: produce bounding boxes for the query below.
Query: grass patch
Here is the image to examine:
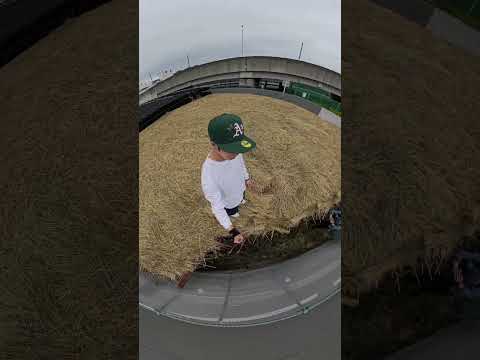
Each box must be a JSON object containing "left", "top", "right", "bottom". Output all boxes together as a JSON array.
[{"left": 199, "top": 218, "right": 332, "bottom": 271}]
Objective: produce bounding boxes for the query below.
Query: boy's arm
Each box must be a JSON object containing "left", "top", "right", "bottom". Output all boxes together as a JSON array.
[{"left": 201, "top": 171, "right": 232, "bottom": 230}]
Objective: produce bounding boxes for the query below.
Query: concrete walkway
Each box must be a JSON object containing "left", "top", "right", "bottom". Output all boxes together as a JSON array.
[
  {"left": 140, "top": 240, "right": 340, "bottom": 327},
  {"left": 211, "top": 87, "right": 341, "bottom": 127},
  {"left": 140, "top": 292, "right": 340, "bottom": 360}
]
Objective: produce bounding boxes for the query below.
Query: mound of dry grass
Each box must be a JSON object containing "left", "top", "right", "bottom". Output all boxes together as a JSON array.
[
  {"left": 0, "top": 1, "right": 137, "bottom": 358},
  {"left": 342, "top": 0, "right": 480, "bottom": 302},
  {"left": 140, "top": 93, "right": 341, "bottom": 280}
]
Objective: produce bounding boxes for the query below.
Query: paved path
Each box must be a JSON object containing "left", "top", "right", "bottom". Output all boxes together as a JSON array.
[
  {"left": 140, "top": 240, "right": 340, "bottom": 327},
  {"left": 211, "top": 88, "right": 341, "bottom": 127},
  {"left": 140, "top": 292, "right": 340, "bottom": 360}
]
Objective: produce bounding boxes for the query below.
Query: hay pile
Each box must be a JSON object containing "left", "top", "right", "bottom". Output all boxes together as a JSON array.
[
  {"left": 342, "top": 0, "right": 480, "bottom": 302},
  {"left": 0, "top": 0, "right": 137, "bottom": 357},
  {"left": 140, "top": 93, "right": 341, "bottom": 280}
]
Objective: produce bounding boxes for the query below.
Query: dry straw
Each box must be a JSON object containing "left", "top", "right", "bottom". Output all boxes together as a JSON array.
[
  {"left": 140, "top": 93, "right": 341, "bottom": 280},
  {"left": 342, "top": 0, "right": 480, "bottom": 302}
]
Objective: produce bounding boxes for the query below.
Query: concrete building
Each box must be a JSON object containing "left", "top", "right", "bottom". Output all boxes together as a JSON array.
[{"left": 139, "top": 56, "right": 341, "bottom": 105}]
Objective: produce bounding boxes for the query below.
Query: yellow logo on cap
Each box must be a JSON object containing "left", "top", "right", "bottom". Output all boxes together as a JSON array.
[{"left": 241, "top": 140, "right": 252, "bottom": 148}]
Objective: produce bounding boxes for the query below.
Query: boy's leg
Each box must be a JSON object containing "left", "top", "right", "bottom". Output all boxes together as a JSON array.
[{"left": 177, "top": 271, "right": 193, "bottom": 288}]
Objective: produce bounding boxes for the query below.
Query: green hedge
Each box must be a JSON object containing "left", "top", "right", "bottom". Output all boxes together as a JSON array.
[{"left": 286, "top": 82, "right": 342, "bottom": 116}]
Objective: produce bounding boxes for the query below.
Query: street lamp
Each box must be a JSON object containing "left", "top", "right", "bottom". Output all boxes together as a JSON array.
[
  {"left": 241, "top": 25, "right": 244, "bottom": 57},
  {"left": 298, "top": 42, "right": 304, "bottom": 60}
]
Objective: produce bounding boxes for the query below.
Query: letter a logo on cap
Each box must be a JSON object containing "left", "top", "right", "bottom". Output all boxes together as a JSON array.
[{"left": 233, "top": 123, "right": 243, "bottom": 138}]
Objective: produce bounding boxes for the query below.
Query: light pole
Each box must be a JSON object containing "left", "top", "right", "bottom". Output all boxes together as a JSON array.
[
  {"left": 241, "top": 25, "right": 244, "bottom": 57},
  {"left": 298, "top": 42, "right": 304, "bottom": 60},
  {"left": 187, "top": 55, "right": 190, "bottom": 68}
]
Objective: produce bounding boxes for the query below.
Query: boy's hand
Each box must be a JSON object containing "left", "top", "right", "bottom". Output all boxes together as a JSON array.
[
  {"left": 234, "top": 233, "right": 245, "bottom": 244},
  {"left": 227, "top": 226, "right": 246, "bottom": 244}
]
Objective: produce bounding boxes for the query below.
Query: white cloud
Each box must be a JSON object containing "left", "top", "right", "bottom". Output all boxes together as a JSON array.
[{"left": 140, "top": 0, "right": 341, "bottom": 80}]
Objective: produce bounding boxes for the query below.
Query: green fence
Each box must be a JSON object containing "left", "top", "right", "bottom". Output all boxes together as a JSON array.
[{"left": 286, "top": 82, "right": 342, "bottom": 116}]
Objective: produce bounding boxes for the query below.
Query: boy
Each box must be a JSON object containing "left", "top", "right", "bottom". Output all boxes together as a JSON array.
[{"left": 201, "top": 113, "right": 257, "bottom": 245}]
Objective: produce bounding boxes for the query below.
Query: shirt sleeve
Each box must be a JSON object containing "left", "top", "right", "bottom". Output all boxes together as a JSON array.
[
  {"left": 201, "top": 167, "right": 232, "bottom": 230},
  {"left": 238, "top": 154, "right": 250, "bottom": 180}
]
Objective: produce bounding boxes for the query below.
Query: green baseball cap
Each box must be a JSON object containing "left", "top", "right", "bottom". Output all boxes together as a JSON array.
[{"left": 208, "top": 113, "right": 256, "bottom": 153}]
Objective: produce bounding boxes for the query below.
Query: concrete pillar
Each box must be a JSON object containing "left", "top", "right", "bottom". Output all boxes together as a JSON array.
[{"left": 239, "top": 78, "right": 254, "bottom": 87}]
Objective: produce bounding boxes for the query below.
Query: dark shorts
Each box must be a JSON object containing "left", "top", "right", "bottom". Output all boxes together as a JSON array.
[
  {"left": 225, "top": 191, "right": 245, "bottom": 216},
  {"left": 225, "top": 206, "right": 239, "bottom": 216}
]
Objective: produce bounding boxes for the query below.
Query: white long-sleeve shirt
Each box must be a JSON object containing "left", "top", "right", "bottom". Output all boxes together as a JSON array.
[{"left": 201, "top": 154, "right": 250, "bottom": 229}]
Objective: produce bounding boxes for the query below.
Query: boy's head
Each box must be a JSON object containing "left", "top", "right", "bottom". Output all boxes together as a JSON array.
[
  {"left": 208, "top": 113, "right": 256, "bottom": 157},
  {"left": 210, "top": 142, "right": 238, "bottom": 160}
]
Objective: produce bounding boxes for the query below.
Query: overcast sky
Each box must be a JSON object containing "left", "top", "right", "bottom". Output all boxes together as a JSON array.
[{"left": 139, "top": 0, "right": 341, "bottom": 81}]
